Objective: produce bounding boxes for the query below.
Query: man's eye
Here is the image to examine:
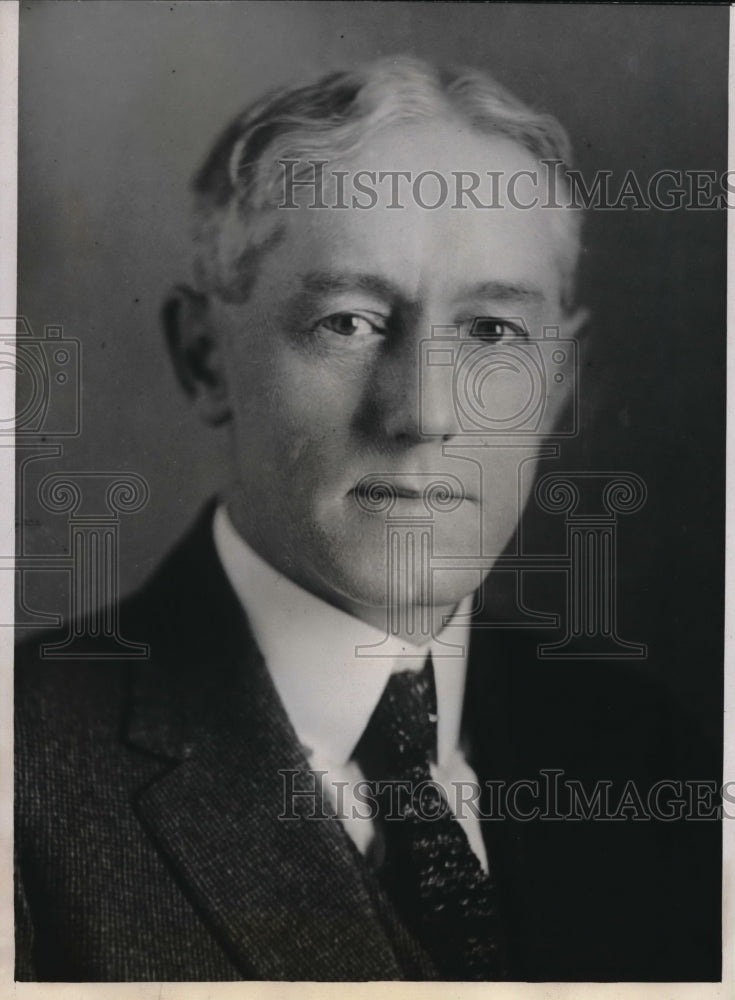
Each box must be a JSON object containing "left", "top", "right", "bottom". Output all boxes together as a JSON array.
[
  {"left": 469, "top": 317, "right": 527, "bottom": 343},
  {"left": 314, "top": 312, "right": 386, "bottom": 338}
]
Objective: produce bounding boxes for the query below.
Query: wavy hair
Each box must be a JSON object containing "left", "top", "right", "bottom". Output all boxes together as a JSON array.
[{"left": 192, "top": 56, "right": 581, "bottom": 307}]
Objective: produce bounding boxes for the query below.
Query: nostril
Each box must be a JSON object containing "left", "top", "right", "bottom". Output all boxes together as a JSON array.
[{"left": 394, "top": 429, "right": 423, "bottom": 447}]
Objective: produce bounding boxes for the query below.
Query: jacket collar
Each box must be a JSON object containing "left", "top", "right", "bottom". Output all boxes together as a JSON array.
[{"left": 124, "top": 504, "right": 433, "bottom": 979}]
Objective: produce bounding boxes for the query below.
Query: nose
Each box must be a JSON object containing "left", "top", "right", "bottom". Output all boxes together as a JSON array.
[{"left": 363, "top": 320, "right": 461, "bottom": 447}]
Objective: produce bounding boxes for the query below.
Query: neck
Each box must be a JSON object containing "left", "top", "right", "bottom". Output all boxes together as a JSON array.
[
  {"left": 222, "top": 495, "right": 462, "bottom": 648},
  {"left": 338, "top": 595, "right": 461, "bottom": 648}
]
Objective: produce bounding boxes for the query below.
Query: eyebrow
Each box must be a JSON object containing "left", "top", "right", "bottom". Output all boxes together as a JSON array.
[
  {"left": 294, "top": 272, "right": 546, "bottom": 312},
  {"left": 452, "top": 280, "right": 546, "bottom": 304},
  {"left": 301, "top": 271, "right": 404, "bottom": 302}
]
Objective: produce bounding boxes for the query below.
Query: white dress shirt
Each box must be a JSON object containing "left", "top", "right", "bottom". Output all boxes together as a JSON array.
[{"left": 213, "top": 504, "right": 488, "bottom": 869}]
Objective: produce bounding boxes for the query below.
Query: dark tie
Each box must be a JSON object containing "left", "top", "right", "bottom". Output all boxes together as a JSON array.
[{"left": 352, "top": 656, "right": 508, "bottom": 981}]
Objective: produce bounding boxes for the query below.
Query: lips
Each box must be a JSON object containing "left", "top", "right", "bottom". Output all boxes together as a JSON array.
[
  {"left": 366, "top": 484, "right": 421, "bottom": 500},
  {"left": 349, "top": 475, "right": 475, "bottom": 508}
]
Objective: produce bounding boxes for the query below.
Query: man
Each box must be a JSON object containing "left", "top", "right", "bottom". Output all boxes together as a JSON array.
[{"left": 15, "top": 56, "right": 720, "bottom": 981}]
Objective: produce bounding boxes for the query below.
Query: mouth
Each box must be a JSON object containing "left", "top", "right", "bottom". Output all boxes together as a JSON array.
[
  {"left": 349, "top": 475, "right": 476, "bottom": 511},
  {"left": 377, "top": 485, "right": 421, "bottom": 500}
]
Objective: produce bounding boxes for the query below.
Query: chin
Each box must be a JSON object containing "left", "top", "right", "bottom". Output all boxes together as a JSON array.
[
  {"left": 320, "top": 550, "right": 486, "bottom": 618},
  {"left": 429, "top": 569, "right": 488, "bottom": 609},
  {"left": 308, "top": 511, "right": 496, "bottom": 615}
]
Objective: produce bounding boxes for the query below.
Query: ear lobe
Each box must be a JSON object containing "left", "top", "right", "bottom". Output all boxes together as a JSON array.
[{"left": 162, "top": 285, "right": 232, "bottom": 427}]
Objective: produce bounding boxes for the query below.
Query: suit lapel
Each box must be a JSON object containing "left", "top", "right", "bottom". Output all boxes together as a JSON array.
[{"left": 125, "top": 507, "right": 406, "bottom": 980}]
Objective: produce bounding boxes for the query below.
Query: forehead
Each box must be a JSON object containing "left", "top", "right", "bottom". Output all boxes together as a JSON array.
[{"left": 258, "top": 120, "right": 572, "bottom": 307}]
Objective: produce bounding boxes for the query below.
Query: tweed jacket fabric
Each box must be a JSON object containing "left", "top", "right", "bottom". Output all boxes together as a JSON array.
[{"left": 15, "top": 505, "right": 721, "bottom": 981}]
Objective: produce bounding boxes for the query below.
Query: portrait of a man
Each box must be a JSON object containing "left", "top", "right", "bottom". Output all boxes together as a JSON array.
[{"left": 12, "top": 2, "right": 725, "bottom": 986}]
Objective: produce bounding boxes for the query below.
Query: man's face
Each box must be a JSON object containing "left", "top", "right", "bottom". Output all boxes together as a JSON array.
[{"left": 207, "top": 119, "right": 580, "bottom": 625}]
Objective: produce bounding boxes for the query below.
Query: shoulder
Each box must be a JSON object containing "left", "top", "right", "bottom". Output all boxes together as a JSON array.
[
  {"left": 14, "top": 594, "right": 151, "bottom": 794},
  {"left": 15, "top": 500, "right": 252, "bottom": 782},
  {"left": 469, "top": 626, "right": 718, "bottom": 780},
  {"left": 15, "top": 503, "right": 220, "bottom": 734}
]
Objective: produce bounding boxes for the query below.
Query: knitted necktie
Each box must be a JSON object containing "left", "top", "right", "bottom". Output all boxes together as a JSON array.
[{"left": 352, "top": 656, "right": 508, "bottom": 980}]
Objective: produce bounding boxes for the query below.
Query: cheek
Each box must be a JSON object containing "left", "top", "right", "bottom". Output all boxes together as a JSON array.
[
  {"left": 478, "top": 449, "right": 539, "bottom": 533},
  {"left": 228, "top": 348, "right": 363, "bottom": 472}
]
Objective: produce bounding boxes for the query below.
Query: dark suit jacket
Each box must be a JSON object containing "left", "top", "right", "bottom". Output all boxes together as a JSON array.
[{"left": 15, "top": 505, "right": 721, "bottom": 981}]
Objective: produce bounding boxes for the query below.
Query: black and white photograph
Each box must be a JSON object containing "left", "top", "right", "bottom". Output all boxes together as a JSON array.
[{"left": 5, "top": 1, "right": 730, "bottom": 990}]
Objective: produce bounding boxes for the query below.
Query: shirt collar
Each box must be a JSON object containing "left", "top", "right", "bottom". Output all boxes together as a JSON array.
[{"left": 212, "top": 504, "right": 472, "bottom": 768}]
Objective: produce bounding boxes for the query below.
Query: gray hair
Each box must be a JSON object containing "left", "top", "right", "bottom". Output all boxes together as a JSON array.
[{"left": 192, "top": 55, "right": 581, "bottom": 307}]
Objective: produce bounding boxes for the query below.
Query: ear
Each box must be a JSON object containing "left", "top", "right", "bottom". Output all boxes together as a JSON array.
[
  {"left": 541, "top": 305, "right": 592, "bottom": 433},
  {"left": 162, "top": 285, "right": 231, "bottom": 426},
  {"left": 563, "top": 305, "right": 591, "bottom": 340}
]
